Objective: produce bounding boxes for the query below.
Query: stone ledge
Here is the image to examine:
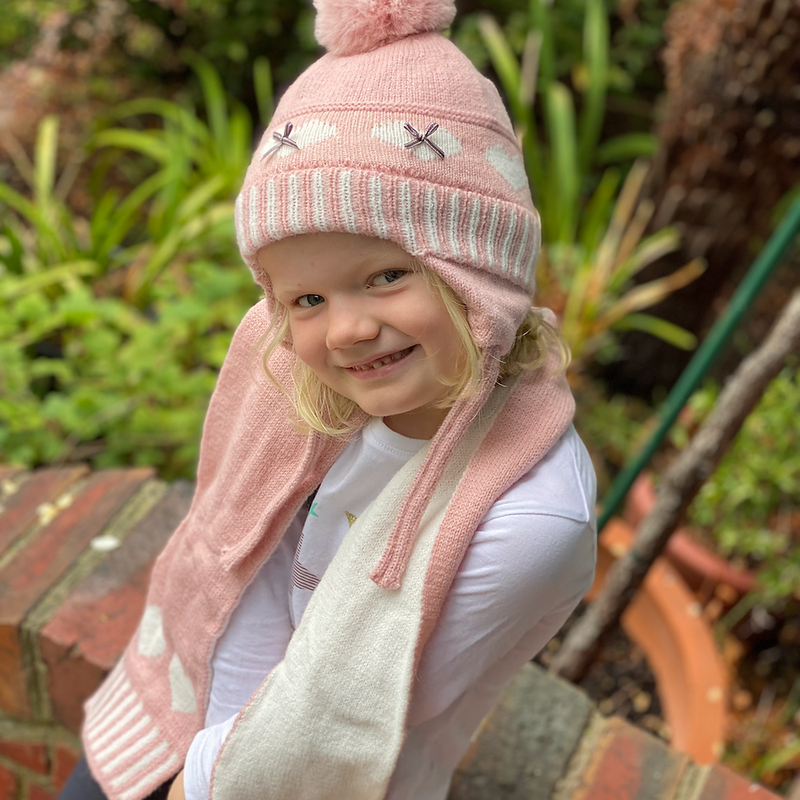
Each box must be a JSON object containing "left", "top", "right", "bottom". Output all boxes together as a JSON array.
[{"left": 0, "top": 467, "right": 782, "bottom": 800}]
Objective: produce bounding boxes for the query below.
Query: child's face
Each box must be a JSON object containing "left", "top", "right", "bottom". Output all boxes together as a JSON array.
[{"left": 258, "top": 233, "right": 465, "bottom": 439}]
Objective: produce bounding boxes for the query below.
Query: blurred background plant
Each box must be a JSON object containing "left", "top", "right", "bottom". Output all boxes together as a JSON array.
[
  {"left": 3, "top": 0, "right": 800, "bottom": 791},
  {"left": 664, "top": 365, "right": 800, "bottom": 792},
  {"left": 0, "top": 0, "right": 317, "bottom": 95},
  {"left": 0, "top": 59, "right": 262, "bottom": 479},
  {"left": 668, "top": 366, "right": 800, "bottom": 619},
  {"left": 0, "top": 0, "right": 686, "bottom": 484},
  {"left": 470, "top": 0, "right": 704, "bottom": 380}
]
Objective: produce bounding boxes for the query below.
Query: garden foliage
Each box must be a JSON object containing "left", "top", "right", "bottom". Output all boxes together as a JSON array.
[
  {"left": 672, "top": 367, "right": 800, "bottom": 610},
  {"left": 1, "top": 0, "right": 685, "bottom": 480},
  {"left": 471, "top": 0, "right": 702, "bottom": 370},
  {"left": 0, "top": 60, "right": 261, "bottom": 479}
]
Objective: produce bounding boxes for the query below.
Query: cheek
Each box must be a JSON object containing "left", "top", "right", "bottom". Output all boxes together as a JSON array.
[
  {"left": 438, "top": 323, "right": 466, "bottom": 366},
  {"left": 418, "top": 304, "right": 464, "bottom": 359},
  {"left": 287, "top": 320, "right": 326, "bottom": 369}
]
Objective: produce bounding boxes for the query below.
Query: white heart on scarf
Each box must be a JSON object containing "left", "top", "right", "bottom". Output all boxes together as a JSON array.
[
  {"left": 371, "top": 122, "right": 462, "bottom": 161},
  {"left": 169, "top": 653, "right": 197, "bottom": 714},
  {"left": 137, "top": 605, "right": 166, "bottom": 658},
  {"left": 260, "top": 120, "right": 338, "bottom": 159},
  {"left": 485, "top": 145, "right": 528, "bottom": 190}
]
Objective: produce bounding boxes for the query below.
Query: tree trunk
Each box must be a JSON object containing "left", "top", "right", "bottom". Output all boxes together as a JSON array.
[
  {"left": 602, "top": 0, "right": 800, "bottom": 397},
  {"left": 551, "top": 287, "right": 800, "bottom": 682}
]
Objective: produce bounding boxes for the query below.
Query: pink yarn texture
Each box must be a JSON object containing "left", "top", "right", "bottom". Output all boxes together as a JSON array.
[{"left": 314, "top": 0, "right": 456, "bottom": 56}]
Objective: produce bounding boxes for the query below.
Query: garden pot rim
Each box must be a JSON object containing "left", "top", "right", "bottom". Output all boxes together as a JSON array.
[
  {"left": 589, "top": 517, "right": 729, "bottom": 765},
  {"left": 624, "top": 471, "right": 756, "bottom": 596}
]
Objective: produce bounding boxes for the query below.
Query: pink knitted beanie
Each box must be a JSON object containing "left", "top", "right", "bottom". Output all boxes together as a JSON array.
[
  {"left": 235, "top": 0, "right": 541, "bottom": 357},
  {"left": 234, "top": 0, "right": 545, "bottom": 588}
]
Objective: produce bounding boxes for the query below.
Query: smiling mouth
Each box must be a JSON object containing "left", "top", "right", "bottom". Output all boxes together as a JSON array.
[{"left": 347, "top": 347, "right": 414, "bottom": 372}]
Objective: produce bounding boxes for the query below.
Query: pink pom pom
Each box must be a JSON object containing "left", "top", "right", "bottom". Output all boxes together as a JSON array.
[{"left": 314, "top": 0, "right": 456, "bottom": 57}]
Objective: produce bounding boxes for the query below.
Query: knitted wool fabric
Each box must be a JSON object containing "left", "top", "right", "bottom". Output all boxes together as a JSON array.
[
  {"left": 234, "top": 0, "right": 545, "bottom": 588},
  {"left": 235, "top": 2, "right": 539, "bottom": 357},
  {"left": 80, "top": 302, "right": 576, "bottom": 800}
]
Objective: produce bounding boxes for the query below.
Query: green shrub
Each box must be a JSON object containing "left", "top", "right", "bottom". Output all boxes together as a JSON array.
[
  {"left": 672, "top": 367, "right": 800, "bottom": 609},
  {"left": 0, "top": 61, "right": 262, "bottom": 479}
]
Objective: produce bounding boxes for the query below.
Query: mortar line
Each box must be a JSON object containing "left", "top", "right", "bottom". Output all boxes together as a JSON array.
[
  {"left": 0, "top": 476, "right": 91, "bottom": 574},
  {"left": 549, "top": 709, "right": 608, "bottom": 800},
  {"left": 20, "top": 478, "right": 167, "bottom": 723}
]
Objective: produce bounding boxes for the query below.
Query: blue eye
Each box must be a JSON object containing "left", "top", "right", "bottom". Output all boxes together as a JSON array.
[
  {"left": 372, "top": 269, "right": 407, "bottom": 286},
  {"left": 297, "top": 294, "right": 324, "bottom": 308}
]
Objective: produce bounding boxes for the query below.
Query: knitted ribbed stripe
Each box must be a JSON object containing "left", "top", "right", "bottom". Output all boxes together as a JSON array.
[
  {"left": 236, "top": 169, "right": 538, "bottom": 294},
  {"left": 83, "top": 661, "right": 182, "bottom": 800}
]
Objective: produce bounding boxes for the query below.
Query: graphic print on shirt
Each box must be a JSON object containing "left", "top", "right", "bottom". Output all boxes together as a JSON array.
[{"left": 289, "top": 530, "right": 321, "bottom": 594}]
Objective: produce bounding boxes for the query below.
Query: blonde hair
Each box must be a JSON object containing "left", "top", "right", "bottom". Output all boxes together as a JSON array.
[{"left": 261, "top": 262, "right": 570, "bottom": 436}]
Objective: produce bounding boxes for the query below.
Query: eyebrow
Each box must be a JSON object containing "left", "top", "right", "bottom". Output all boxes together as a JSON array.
[
  {"left": 352, "top": 249, "right": 415, "bottom": 272},
  {"left": 272, "top": 246, "right": 414, "bottom": 303}
]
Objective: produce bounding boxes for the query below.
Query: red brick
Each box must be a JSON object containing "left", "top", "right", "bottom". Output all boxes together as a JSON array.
[
  {"left": 571, "top": 717, "right": 688, "bottom": 800},
  {"left": 0, "top": 465, "right": 24, "bottom": 484},
  {"left": 40, "top": 481, "right": 193, "bottom": 732},
  {"left": 27, "top": 785, "right": 55, "bottom": 800},
  {"left": 0, "top": 467, "right": 88, "bottom": 554},
  {"left": 698, "top": 764, "right": 780, "bottom": 800},
  {"left": 0, "top": 766, "right": 17, "bottom": 800},
  {"left": 0, "top": 629, "right": 28, "bottom": 720},
  {"left": 53, "top": 742, "right": 81, "bottom": 792},
  {"left": 0, "top": 469, "right": 153, "bottom": 719},
  {"left": 0, "top": 738, "right": 48, "bottom": 774}
]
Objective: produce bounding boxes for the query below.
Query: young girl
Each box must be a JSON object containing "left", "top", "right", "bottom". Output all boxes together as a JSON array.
[{"left": 65, "top": 1, "right": 597, "bottom": 798}]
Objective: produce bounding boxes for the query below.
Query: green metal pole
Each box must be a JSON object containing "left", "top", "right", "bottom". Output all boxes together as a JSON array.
[{"left": 597, "top": 195, "right": 800, "bottom": 532}]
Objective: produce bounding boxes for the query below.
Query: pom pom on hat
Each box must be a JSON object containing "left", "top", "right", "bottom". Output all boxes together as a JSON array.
[{"left": 314, "top": 0, "right": 456, "bottom": 57}]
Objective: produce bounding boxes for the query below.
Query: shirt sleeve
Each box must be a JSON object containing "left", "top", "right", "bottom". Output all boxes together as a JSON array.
[
  {"left": 408, "top": 431, "right": 597, "bottom": 725},
  {"left": 184, "top": 715, "right": 237, "bottom": 800},
  {"left": 184, "top": 510, "right": 304, "bottom": 800}
]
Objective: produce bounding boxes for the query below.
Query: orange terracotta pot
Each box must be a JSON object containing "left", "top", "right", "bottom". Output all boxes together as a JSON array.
[
  {"left": 588, "top": 518, "right": 729, "bottom": 764},
  {"left": 624, "top": 473, "right": 755, "bottom": 600}
]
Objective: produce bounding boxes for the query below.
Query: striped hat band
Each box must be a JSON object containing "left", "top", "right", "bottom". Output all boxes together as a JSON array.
[{"left": 236, "top": 167, "right": 540, "bottom": 295}]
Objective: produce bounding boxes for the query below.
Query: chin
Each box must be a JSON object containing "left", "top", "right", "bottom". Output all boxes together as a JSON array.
[{"left": 356, "top": 402, "right": 411, "bottom": 418}]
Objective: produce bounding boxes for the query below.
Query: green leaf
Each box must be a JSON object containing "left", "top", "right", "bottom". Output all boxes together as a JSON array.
[
  {"left": 577, "top": 0, "right": 609, "bottom": 173},
  {"left": 596, "top": 133, "right": 658, "bottom": 164},
  {"left": 0, "top": 182, "right": 40, "bottom": 223},
  {"left": 607, "top": 227, "right": 682, "bottom": 290},
  {"left": 543, "top": 82, "right": 579, "bottom": 243},
  {"left": 253, "top": 57, "right": 274, "bottom": 128},
  {"left": 579, "top": 167, "right": 620, "bottom": 252},
  {"left": 98, "top": 171, "right": 172, "bottom": 256},
  {"left": 175, "top": 175, "right": 228, "bottom": 224},
  {"left": 34, "top": 116, "right": 59, "bottom": 204},
  {"left": 0, "top": 260, "right": 99, "bottom": 300},
  {"left": 477, "top": 15, "right": 523, "bottom": 124},
  {"left": 186, "top": 53, "right": 230, "bottom": 155},
  {"left": 528, "top": 0, "right": 555, "bottom": 86},
  {"left": 94, "top": 129, "right": 171, "bottom": 163},
  {"left": 612, "top": 313, "right": 698, "bottom": 349}
]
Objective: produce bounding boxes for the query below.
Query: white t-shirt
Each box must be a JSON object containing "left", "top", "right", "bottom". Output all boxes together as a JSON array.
[{"left": 185, "top": 419, "right": 597, "bottom": 800}]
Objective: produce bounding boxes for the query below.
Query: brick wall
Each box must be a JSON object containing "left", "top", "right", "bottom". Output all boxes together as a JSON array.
[
  {"left": 0, "top": 466, "right": 780, "bottom": 800},
  {"left": 0, "top": 466, "right": 192, "bottom": 799},
  {"left": 453, "top": 664, "right": 778, "bottom": 800}
]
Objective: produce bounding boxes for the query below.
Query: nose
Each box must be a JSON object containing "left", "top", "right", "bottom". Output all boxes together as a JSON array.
[{"left": 325, "top": 298, "right": 380, "bottom": 350}]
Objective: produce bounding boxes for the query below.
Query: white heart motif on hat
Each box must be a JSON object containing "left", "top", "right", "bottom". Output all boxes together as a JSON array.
[
  {"left": 371, "top": 121, "right": 462, "bottom": 161},
  {"left": 259, "top": 120, "right": 338, "bottom": 159},
  {"left": 485, "top": 145, "right": 528, "bottom": 190}
]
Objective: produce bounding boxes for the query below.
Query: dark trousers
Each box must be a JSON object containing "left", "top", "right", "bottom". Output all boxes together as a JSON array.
[{"left": 58, "top": 756, "right": 175, "bottom": 800}]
